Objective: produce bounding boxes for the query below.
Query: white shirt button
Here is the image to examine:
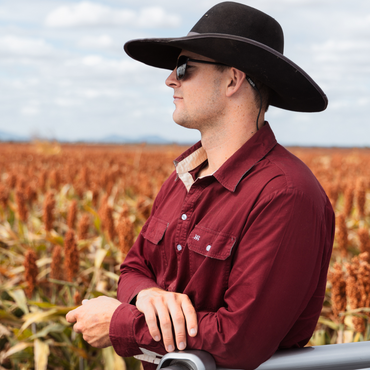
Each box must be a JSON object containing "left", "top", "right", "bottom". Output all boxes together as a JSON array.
[
  {"left": 177, "top": 244, "right": 182, "bottom": 251},
  {"left": 181, "top": 214, "right": 187, "bottom": 220},
  {"left": 206, "top": 245, "right": 212, "bottom": 251}
]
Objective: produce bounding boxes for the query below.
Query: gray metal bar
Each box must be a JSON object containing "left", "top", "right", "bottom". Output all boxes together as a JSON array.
[
  {"left": 256, "top": 342, "right": 370, "bottom": 370},
  {"left": 157, "top": 350, "right": 216, "bottom": 370},
  {"left": 157, "top": 342, "right": 370, "bottom": 370}
]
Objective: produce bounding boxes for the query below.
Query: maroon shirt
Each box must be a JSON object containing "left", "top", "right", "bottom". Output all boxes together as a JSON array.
[{"left": 109, "top": 123, "right": 334, "bottom": 370}]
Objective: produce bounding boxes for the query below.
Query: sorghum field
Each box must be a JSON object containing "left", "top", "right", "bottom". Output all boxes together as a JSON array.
[{"left": 1, "top": 141, "right": 370, "bottom": 369}]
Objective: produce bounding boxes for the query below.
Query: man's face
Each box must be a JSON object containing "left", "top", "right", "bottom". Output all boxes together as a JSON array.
[{"left": 165, "top": 50, "right": 228, "bottom": 133}]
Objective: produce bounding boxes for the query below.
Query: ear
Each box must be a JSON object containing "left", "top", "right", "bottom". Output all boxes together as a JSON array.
[{"left": 225, "top": 68, "right": 246, "bottom": 97}]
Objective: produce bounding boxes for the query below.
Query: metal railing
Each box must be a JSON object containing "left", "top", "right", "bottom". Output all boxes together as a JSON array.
[{"left": 157, "top": 342, "right": 370, "bottom": 370}]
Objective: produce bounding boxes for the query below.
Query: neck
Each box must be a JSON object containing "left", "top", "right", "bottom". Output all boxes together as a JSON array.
[{"left": 198, "top": 114, "right": 265, "bottom": 177}]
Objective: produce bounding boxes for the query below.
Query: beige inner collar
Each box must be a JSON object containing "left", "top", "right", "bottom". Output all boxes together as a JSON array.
[{"left": 175, "top": 146, "right": 208, "bottom": 192}]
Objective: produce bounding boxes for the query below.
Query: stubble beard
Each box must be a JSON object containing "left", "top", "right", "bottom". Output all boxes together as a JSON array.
[{"left": 172, "top": 78, "right": 225, "bottom": 133}]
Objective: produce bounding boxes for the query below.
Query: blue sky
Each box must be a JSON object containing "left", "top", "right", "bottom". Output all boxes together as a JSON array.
[{"left": 0, "top": 0, "right": 369, "bottom": 146}]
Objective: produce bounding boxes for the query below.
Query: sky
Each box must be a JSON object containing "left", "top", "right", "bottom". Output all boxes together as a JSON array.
[{"left": 0, "top": 0, "right": 369, "bottom": 146}]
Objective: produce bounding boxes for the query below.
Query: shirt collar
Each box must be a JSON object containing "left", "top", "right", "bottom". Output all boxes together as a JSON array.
[
  {"left": 174, "top": 122, "right": 277, "bottom": 192},
  {"left": 173, "top": 141, "right": 207, "bottom": 191}
]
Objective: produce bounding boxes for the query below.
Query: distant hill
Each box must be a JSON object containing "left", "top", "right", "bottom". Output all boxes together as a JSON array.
[
  {"left": 0, "top": 130, "right": 29, "bottom": 142},
  {"left": 96, "top": 134, "right": 172, "bottom": 144},
  {"left": 0, "top": 130, "right": 173, "bottom": 144}
]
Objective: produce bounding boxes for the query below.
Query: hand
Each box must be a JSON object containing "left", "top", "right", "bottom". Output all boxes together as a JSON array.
[
  {"left": 136, "top": 288, "right": 198, "bottom": 352},
  {"left": 66, "top": 296, "right": 122, "bottom": 348}
]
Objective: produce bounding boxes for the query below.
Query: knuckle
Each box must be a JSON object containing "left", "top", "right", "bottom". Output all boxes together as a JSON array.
[
  {"left": 184, "top": 305, "right": 196, "bottom": 315},
  {"left": 182, "top": 296, "right": 193, "bottom": 307},
  {"left": 176, "top": 330, "right": 186, "bottom": 340},
  {"left": 144, "top": 313, "right": 156, "bottom": 323},
  {"left": 146, "top": 320, "right": 158, "bottom": 329},
  {"left": 162, "top": 334, "right": 174, "bottom": 343},
  {"left": 172, "top": 312, "right": 185, "bottom": 324},
  {"left": 160, "top": 318, "right": 172, "bottom": 328}
]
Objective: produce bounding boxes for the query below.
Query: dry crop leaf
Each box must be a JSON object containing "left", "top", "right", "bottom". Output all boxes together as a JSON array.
[{"left": 34, "top": 339, "right": 49, "bottom": 370}]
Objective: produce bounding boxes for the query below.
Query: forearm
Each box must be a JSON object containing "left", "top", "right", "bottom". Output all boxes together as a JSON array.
[{"left": 117, "top": 268, "right": 161, "bottom": 304}]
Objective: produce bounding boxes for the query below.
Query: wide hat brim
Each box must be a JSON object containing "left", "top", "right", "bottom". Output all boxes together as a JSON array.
[{"left": 124, "top": 3, "right": 328, "bottom": 113}]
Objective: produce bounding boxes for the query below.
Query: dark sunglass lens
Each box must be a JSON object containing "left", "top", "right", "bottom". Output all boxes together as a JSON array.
[
  {"left": 176, "top": 56, "right": 188, "bottom": 80},
  {"left": 177, "top": 63, "right": 186, "bottom": 80}
]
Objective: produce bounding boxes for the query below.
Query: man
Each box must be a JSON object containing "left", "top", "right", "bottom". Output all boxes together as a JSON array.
[{"left": 66, "top": 2, "right": 335, "bottom": 369}]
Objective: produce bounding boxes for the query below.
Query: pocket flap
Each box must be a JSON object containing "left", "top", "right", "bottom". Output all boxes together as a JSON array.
[
  {"left": 187, "top": 225, "right": 236, "bottom": 260},
  {"left": 142, "top": 216, "right": 169, "bottom": 245}
]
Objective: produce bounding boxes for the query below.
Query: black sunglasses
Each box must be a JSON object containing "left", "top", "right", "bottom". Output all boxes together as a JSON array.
[{"left": 176, "top": 55, "right": 228, "bottom": 80}]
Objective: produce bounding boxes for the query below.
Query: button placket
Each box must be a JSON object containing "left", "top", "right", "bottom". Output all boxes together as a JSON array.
[{"left": 175, "top": 186, "right": 203, "bottom": 255}]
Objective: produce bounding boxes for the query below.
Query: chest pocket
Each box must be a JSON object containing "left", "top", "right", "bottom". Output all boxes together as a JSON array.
[
  {"left": 187, "top": 225, "right": 236, "bottom": 260},
  {"left": 142, "top": 216, "right": 169, "bottom": 245}
]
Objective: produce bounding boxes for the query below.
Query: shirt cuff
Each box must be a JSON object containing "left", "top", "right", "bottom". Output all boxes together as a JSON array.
[
  {"left": 109, "top": 301, "right": 167, "bottom": 359},
  {"left": 109, "top": 302, "right": 142, "bottom": 357}
]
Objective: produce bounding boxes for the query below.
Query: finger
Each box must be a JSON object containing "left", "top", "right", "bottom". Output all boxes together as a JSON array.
[
  {"left": 66, "top": 309, "right": 77, "bottom": 323},
  {"left": 73, "top": 322, "right": 82, "bottom": 334},
  {"left": 82, "top": 299, "right": 89, "bottom": 305},
  {"left": 168, "top": 301, "right": 187, "bottom": 351},
  {"left": 156, "top": 305, "right": 176, "bottom": 352},
  {"left": 181, "top": 297, "right": 198, "bottom": 337},
  {"left": 142, "top": 305, "right": 162, "bottom": 342}
]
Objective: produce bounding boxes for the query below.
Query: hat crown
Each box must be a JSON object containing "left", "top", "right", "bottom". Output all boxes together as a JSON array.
[{"left": 190, "top": 2, "right": 284, "bottom": 54}]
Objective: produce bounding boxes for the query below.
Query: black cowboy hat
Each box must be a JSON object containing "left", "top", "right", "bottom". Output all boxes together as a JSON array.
[{"left": 124, "top": 1, "right": 328, "bottom": 113}]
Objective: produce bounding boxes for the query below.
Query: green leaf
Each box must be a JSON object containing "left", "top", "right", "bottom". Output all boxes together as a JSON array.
[
  {"left": 28, "top": 301, "right": 76, "bottom": 311},
  {"left": 95, "top": 248, "right": 108, "bottom": 269},
  {"left": 47, "top": 278, "right": 78, "bottom": 287},
  {"left": 45, "top": 233, "right": 64, "bottom": 247},
  {"left": 93, "top": 216, "right": 101, "bottom": 232},
  {"left": 8, "top": 289, "right": 29, "bottom": 314},
  {"left": 102, "top": 270, "right": 120, "bottom": 282},
  {"left": 318, "top": 316, "right": 340, "bottom": 330},
  {"left": 3, "top": 341, "right": 33, "bottom": 360},
  {"left": 341, "top": 307, "right": 370, "bottom": 315},
  {"left": 354, "top": 332, "right": 363, "bottom": 342},
  {"left": 310, "top": 329, "right": 327, "bottom": 346},
  {"left": 20, "top": 309, "right": 60, "bottom": 332},
  {"left": 29, "top": 323, "right": 66, "bottom": 340},
  {"left": 83, "top": 205, "right": 100, "bottom": 218},
  {"left": 0, "top": 309, "right": 22, "bottom": 324}
]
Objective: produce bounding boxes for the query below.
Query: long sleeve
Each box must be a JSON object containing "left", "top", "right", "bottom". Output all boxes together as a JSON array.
[
  {"left": 110, "top": 186, "right": 334, "bottom": 369},
  {"left": 116, "top": 180, "right": 169, "bottom": 304},
  {"left": 109, "top": 126, "right": 334, "bottom": 369}
]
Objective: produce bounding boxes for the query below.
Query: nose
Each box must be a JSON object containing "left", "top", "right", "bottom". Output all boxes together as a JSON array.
[{"left": 165, "top": 69, "right": 180, "bottom": 88}]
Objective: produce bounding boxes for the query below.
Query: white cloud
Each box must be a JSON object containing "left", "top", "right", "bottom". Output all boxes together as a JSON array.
[
  {"left": 54, "top": 98, "right": 82, "bottom": 107},
  {"left": 313, "top": 40, "right": 370, "bottom": 60},
  {"left": 0, "top": 0, "right": 369, "bottom": 145},
  {"left": 136, "top": 7, "right": 180, "bottom": 28},
  {"left": 21, "top": 101, "right": 40, "bottom": 116},
  {"left": 78, "top": 35, "right": 114, "bottom": 49},
  {"left": 0, "top": 35, "right": 54, "bottom": 57},
  {"left": 45, "top": 2, "right": 180, "bottom": 29}
]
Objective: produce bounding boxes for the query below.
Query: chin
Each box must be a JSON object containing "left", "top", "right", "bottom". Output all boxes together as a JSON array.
[{"left": 173, "top": 117, "right": 192, "bottom": 129}]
